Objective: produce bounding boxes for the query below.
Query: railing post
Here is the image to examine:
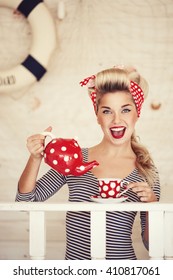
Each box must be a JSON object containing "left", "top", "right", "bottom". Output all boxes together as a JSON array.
[
  {"left": 1, "top": 202, "right": 173, "bottom": 260},
  {"left": 164, "top": 211, "right": 173, "bottom": 259},
  {"left": 29, "top": 211, "right": 46, "bottom": 260},
  {"left": 90, "top": 211, "right": 106, "bottom": 259},
  {"left": 149, "top": 210, "right": 164, "bottom": 259}
]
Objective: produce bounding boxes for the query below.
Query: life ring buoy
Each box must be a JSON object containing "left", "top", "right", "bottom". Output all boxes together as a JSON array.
[{"left": 0, "top": 0, "right": 57, "bottom": 94}]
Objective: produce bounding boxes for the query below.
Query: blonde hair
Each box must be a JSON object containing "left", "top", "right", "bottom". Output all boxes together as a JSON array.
[
  {"left": 92, "top": 66, "right": 155, "bottom": 186},
  {"left": 131, "top": 133, "right": 156, "bottom": 187},
  {"left": 94, "top": 66, "right": 148, "bottom": 103}
]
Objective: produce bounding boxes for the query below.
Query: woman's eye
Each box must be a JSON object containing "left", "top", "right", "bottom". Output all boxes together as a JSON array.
[
  {"left": 102, "top": 109, "right": 112, "bottom": 114},
  {"left": 122, "top": 108, "right": 131, "bottom": 113}
]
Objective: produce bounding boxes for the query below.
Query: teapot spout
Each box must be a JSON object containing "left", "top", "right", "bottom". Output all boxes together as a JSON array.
[{"left": 72, "top": 160, "right": 99, "bottom": 176}]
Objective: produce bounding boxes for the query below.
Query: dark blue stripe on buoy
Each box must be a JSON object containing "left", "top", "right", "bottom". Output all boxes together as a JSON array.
[
  {"left": 22, "top": 55, "right": 46, "bottom": 81},
  {"left": 17, "top": 0, "right": 43, "bottom": 17}
]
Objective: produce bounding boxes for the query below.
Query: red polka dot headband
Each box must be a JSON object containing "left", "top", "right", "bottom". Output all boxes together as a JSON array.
[{"left": 80, "top": 75, "right": 144, "bottom": 117}]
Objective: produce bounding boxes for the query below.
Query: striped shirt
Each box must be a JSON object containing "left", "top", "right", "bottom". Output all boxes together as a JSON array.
[{"left": 16, "top": 148, "right": 160, "bottom": 259}]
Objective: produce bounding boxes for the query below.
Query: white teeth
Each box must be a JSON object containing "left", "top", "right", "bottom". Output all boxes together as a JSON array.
[{"left": 111, "top": 127, "right": 124, "bottom": 132}]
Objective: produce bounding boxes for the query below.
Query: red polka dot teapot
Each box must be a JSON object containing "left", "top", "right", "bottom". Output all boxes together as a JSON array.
[{"left": 42, "top": 132, "right": 99, "bottom": 176}]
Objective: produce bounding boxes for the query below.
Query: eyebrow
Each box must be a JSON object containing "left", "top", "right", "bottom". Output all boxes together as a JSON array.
[
  {"left": 100, "top": 106, "right": 111, "bottom": 109},
  {"left": 122, "top": 104, "right": 133, "bottom": 108},
  {"left": 101, "top": 104, "right": 133, "bottom": 109}
]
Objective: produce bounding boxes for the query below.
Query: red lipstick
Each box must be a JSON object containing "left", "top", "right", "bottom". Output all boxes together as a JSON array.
[{"left": 110, "top": 126, "right": 126, "bottom": 139}]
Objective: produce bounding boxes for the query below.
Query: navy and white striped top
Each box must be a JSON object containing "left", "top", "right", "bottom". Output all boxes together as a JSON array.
[{"left": 16, "top": 148, "right": 160, "bottom": 260}]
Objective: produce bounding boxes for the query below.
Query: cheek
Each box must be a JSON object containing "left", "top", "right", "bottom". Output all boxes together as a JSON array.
[
  {"left": 129, "top": 116, "right": 138, "bottom": 128},
  {"left": 97, "top": 115, "right": 111, "bottom": 126},
  {"left": 97, "top": 115, "right": 101, "bottom": 125},
  {"left": 97, "top": 113, "right": 104, "bottom": 125},
  {"left": 97, "top": 118, "right": 105, "bottom": 127},
  {"left": 97, "top": 118, "right": 100, "bottom": 125}
]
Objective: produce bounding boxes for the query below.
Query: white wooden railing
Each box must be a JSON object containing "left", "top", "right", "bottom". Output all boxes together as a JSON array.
[{"left": 0, "top": 201, "right": 173, "bottom": 260}]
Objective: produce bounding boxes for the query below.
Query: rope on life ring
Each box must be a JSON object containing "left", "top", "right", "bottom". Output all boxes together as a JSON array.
[{"left": 0, "top": 0, "right": 57, "bottom": 94}]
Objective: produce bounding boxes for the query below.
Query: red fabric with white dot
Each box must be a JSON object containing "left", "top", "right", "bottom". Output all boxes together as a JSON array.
[
  {"left": 44, "top": 138, "right": 81, "bottom": 175},
  {"left": 98, "top": 178, "right": 122, "bottom": 198},
  {"left": 129, "top": 81, "right": 144, "bottom": 117},
  {"left": 44, "top": 138, "right": 99, "bottom": 176}
]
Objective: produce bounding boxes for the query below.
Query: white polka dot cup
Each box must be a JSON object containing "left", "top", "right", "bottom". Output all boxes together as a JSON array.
[
  {"left": 41, "top": 132, "right": 99, "bottom": 176},
  {"left": 98, "top": 178, "right": 124, "bottom": 199}
]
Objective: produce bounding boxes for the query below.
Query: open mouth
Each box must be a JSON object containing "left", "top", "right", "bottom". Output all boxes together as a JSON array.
[{"left": 110, "top": 126, "right": 126, "bottom": 139}]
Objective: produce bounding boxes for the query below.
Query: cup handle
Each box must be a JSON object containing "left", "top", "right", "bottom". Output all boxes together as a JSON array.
[
  {"left": 117, "top": 188, "right": 129, "bottom": 197},
  {"left": 117, "top": 181, "right": 130, "bottom": 197},
  {"left": 40, "top": 131, "right": 56, "bottom": 139}
]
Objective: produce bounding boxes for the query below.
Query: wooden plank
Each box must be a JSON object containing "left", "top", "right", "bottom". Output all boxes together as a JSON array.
[
  {"left": 29, "top": 211, "right": 46, "bottom": 260},
  {"left": 149, "top": 211, "right": 164, "bottom": 259},
  {"left": 90, "top": 211, "right": 106, "bottom": 259},
  {"left": 164, "top": 211, "right": 173, "bottom": 259}
]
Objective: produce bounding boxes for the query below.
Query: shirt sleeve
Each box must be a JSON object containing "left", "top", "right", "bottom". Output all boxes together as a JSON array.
[{"left": 15, "top": 168, "right": 67, "bottom": 202}]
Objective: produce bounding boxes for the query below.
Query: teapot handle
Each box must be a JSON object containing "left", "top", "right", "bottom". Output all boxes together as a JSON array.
[{"left": 41, "top": 131, "right": 56, "bottom": 139}]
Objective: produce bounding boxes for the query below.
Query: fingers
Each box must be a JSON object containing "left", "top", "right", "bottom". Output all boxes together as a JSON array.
[
  {"left": 26, "top": 126, "right": 52, "bottom": 158},
  {"left": 27, "top": 135, "right": 44, "bottom": 158},
  {"left": 44, "top": 126, "right": 52, "bottom": 132},
  {"left": 127, "top": 182, "right": 157, "bottom": 202}
]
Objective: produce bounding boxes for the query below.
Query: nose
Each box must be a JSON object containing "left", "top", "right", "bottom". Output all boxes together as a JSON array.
[{"left": 112, "top": 112, "right": 121, "bottom": 124}]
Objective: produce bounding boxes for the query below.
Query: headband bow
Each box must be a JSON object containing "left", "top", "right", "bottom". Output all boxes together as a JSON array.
[
  {"left": 80, "top": 75, "right": 144, "bottom": 117},
  {"left": 129, "top": 81, "right": 144, "bottom": 117}
]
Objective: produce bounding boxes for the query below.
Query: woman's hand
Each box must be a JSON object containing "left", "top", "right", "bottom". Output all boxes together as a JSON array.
[
  {"left": 127, "top": 182, "right": 157, "bottom": 202},
  {"left": 26, "top": 126, "right": 52, "bottom": 159}
]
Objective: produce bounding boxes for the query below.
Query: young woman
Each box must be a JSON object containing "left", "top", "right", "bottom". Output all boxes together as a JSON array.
[{"left": 16, "top": 66, "right": 160, "bottom": 260}]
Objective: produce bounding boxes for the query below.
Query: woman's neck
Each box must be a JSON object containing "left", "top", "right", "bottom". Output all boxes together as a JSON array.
[
  {"left": 94, "top": 138, "right": 135, "bottom": 158},
  {"left": 88, "top": 139, "right": 136, "bottom": 179}
]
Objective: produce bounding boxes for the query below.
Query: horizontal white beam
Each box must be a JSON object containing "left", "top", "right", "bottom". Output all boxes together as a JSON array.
[{"left": 1, "top": 201, "right": 173, "bottom": 212}]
